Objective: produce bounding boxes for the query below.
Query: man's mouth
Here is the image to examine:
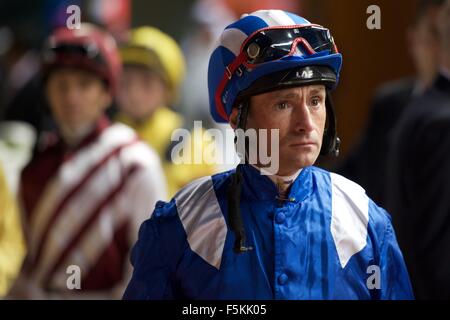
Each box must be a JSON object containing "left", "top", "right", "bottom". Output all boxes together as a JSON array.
[{"left": 289, "top": 141, "right": 317, "bottom": 147}]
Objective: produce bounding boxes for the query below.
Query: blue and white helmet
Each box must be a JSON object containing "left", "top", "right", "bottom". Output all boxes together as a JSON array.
[{"left": 208, "top": 10, "right": 343, "bottom": 123}]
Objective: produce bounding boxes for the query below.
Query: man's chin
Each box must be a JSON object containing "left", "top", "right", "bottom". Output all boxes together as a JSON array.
[
  {"left": 61, "top": 122, "right": 84, "bottom": 133},
  {"left": 58, "top": 121, "right": 95, "bottom": 140},
  {"left": 285, "top": 154, "right": 318, "bottom": 170}
]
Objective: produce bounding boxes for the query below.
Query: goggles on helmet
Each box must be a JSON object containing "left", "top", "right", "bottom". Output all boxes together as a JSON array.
[
  {"left": 242, "top": 25, "right": 338, "bottom": 67},
  {"left": 43, "top": 42, "right": 106, "bottom": 66},
  {"left": 215, "top": 24, "right": 339, "bottom": 121}
]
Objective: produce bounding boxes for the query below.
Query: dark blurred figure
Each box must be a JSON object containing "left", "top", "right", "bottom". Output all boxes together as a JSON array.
[
  {"left": 8, "top": 24, "right": 166, "bottom": 299},
  {"left": 337, "top": 0, "right": 445, "bottom": 207},
  {"left": 0, "top": 28, "right": 51, "bottom": 146},
  {"left": 387, "top": 0, "right": 450, "bottom": 299},
  {"left": 0, "top": 27, "right": 40, "bottom": 121}
]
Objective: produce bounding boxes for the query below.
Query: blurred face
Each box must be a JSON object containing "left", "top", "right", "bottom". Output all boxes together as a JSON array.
[
  {"left": 231, "top": 85, "right": 327, "bottom": 176},
  {"left": 117, "top": 66, "right": 167, "bottom": 121},
  {"left": 46, "top": 68, "right": 111, "bottom": 132},
  {"left": 439, "top": 0, "right": 450, "bottom": 66},
  {"left": 408, "top": 8, "right": 442, "bottom": 87}
]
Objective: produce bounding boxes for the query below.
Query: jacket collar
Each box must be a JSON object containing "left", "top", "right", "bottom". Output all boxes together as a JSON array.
[
  {"left": 240, "top": 164, "right": 313, "bottom": 203},
  {"left": 56, "top": 116, "right": 110, "bottom": 159}
]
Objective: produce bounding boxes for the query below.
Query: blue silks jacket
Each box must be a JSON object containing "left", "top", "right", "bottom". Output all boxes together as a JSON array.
[{"left": 123, "top": 165, "right": 414, "bottom": 300}]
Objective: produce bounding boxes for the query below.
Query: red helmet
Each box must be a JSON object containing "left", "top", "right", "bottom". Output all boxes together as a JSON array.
[{"left": 42, "top": 23, "right": 121, "bottom": 95}]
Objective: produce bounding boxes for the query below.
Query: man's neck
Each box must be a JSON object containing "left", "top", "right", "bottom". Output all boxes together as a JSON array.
[
  {"left": 250, "top": 164, "right": 302, "bottom": 196},
  {"left": 124, "top": 107, "right": 160, "bottom": 126},
  {"left": 59, "top": 122, "right": 97, "bottom": 148}
]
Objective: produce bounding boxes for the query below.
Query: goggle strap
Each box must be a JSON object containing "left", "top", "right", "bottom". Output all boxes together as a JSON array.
[
  {"left": 291, "top": 37, "right": 316, "bottom": 55},
  {"left": 215, "top": 52, "right": 247, "bottom": 121}
]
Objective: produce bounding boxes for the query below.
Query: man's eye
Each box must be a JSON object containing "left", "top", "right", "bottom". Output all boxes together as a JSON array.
[
  {"left": 310, "top": 97, "right": 322, "bottom": 107},
  {"left": 275, "top": 102, "right": 289, "bottom": 110}
]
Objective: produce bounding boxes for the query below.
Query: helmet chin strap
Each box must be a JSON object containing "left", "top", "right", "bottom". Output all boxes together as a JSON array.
[
  {"left": 321, "top": 91, "right": 340, "bottom": 157},
  {"left": 235, "top": 101, "right": 250, "bottom": 162},
  {"left": 228, "top": 100, "right": 253, "bottom": 253}
]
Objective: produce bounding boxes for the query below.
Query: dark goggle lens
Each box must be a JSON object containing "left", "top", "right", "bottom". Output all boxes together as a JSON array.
[
  {"left": 244, "top": 27, "right": 336, "bottom": 64},
  {"left": 44, "top": 43, "right": 105, "bottom": 65}
]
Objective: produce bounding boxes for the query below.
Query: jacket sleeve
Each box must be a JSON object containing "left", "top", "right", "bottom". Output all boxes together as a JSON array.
[
  {"left": 379, "top": 218, "right": 414, "bottom": 300},
  {"left": 123, "top": 201, "right": 186, "bottom": 300}
]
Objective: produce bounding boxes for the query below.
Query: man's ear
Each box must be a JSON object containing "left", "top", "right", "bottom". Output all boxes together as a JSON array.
[{"left": 229, "top": 107, "right": 239, "bottom": 129}]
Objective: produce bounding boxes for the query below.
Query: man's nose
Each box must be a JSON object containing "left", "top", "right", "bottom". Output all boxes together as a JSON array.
[
  {"left": 63, "top": 86, "right": 81, "bottom": 106},
  {"left": 292, "top": 102, "right": 314, "bottom": 133}
]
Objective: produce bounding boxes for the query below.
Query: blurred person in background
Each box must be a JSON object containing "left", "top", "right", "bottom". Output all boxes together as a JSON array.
[
  {"left": 0, "top": 26, "right": 45, "bottom": 164},
  {"left": 179, "top": 0, "right": 237, "bottom": 127},
  {"left": 8, "top": 23, "right": 166, "bottom": 299},
  {"left": 0, "top": 121, "right": 36, "bottom": 194},
  {"left": 2, "top": 0, "right": 131, "bottom": 156},
  {"left": 0, "top": 164, "right": 26, "bottom": 298},
  {"left": 0, "top": 27, "right": 40, "bottom": 120},
  {"left": 386, "top": 0, "right": 450, "bottom": 299},
  {"left": 337, "top": 0, "right": 446, "bottom": 207},
  {"left": 116, "top": 26, "right": 217, "bottom": 197}
]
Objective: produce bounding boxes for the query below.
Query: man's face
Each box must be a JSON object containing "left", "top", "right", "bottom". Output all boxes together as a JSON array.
[
  {"left": 117, "top": 66, "right": 167, "bottom": 121},
  {"left": 242, "top": 85, "right": 327, "bottom": 176},
  {"left": 439, "top": 0, "right": 450, "bottom": 58},
  {"left": 46, "top": 68, "right": 111, "bottom": 132},
  {"left": 408, "top": 7, "right": 442, "bottom": 86}
]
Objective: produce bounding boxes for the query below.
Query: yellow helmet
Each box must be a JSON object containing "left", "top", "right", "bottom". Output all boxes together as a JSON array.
[{"left": 120, "top": 26, "right": 186, "bottom": 104}]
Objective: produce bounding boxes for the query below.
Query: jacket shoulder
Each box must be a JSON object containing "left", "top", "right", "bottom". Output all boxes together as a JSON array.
[
  {"left": 315, "top": 170, "right": 390, "bottom": 267},
  {"left": 150, "top": 171, "right": 233, "bottom": 269},
  {"left": 326, "top": 171, "right": 391, "bottom": 225},
  {"left": 151, "top": 170, "right": 233, "bottom": 220}
]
